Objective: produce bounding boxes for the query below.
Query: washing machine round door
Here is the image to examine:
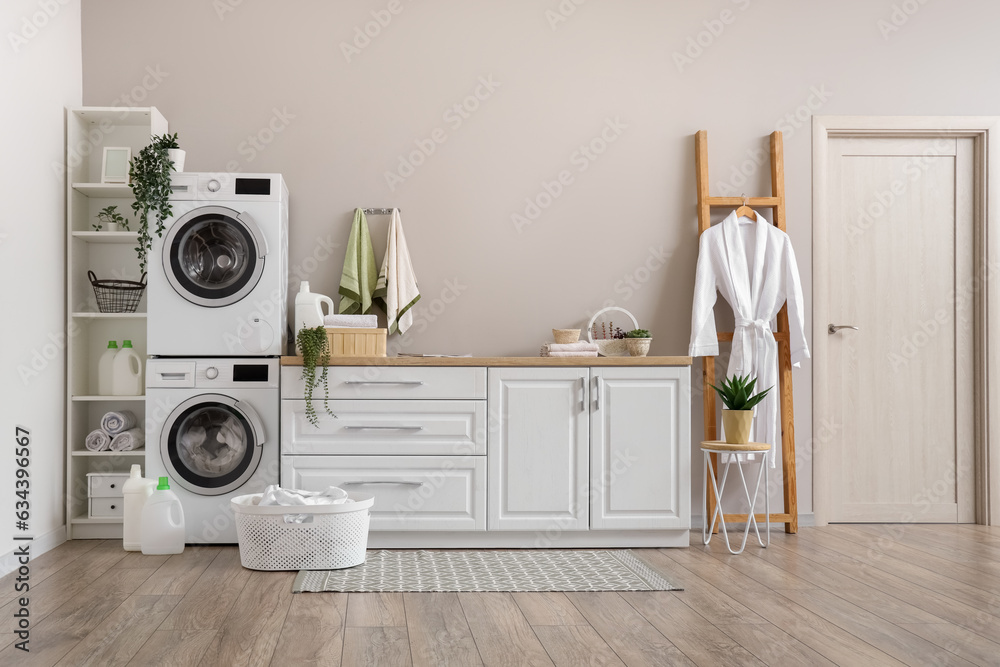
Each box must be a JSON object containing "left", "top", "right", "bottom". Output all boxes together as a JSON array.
[
  {"left": 160, "top": 394, "right": 265, "bottom": 496},
  {"left": 162, "top": 205, "right": 267, "bottom": 308}
]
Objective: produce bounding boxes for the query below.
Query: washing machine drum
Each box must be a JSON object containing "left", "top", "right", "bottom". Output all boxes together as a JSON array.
[
  {"left": 161, "top": 394, "right": 264, "bottom": 496},
  {"left": 163, "top": 205, "right": 266, "bottom": 308}
]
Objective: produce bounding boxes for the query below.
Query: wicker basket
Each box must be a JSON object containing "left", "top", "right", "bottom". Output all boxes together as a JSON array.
[
  {"left": 231, "top": 492, "right": 374, "bottom": 571},
  {"left": 552, "top": 329, "right": 581, "bottom": 344},
  {"left": 88, "top": 271, "right": 147, "bottom": 313},
  {"left": 326, "top": 327, "right": 387, "bottom": 357}
]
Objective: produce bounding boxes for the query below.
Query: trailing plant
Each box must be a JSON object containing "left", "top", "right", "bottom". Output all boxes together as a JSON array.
[
  {"left": 129, "top": 133, "right": 179, "bottom": 271},
  {"left": 709, "top": 372, "right": 771, "bottom": 411},
  {"left": 296, "top": 325, "right": 337, "bottom": 427},
  {"left": 94, "top": 205, "right": 129, "bottom": 232},
  {"left": 626, "top": 328, "right": 651, "bottom": 338}
]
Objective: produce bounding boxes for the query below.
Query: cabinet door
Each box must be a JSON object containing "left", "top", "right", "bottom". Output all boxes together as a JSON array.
[
  {"left": 488, "top": 368, "right": 589, "bottom": 531},
  {"left": 591, "top": 367, "right": 691, "bottom": 529}
]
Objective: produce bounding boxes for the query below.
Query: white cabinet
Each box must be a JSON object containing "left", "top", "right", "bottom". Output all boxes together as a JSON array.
[
  {"left": 487, "top": 368, "right": 590, "bottom": 531},
  {"left": 590, "top": 367, "right": 691, "bottom": 530}
]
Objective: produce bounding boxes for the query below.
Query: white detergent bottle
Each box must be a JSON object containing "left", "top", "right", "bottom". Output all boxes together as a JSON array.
[
  {"left": 294, "top": 281, "right": 335, "bottom": 352},
  {"left": 122, "top": 464, "right": 156, "bottom": 552},
  {"left": 141, "top": 476, "right": 185, "bottom": 555},
  {"left": 111, "top": 339, "right": 143, "bottom": 396},
  {"left": 97, "top": 340, "right": 118, "bottom": 395}
]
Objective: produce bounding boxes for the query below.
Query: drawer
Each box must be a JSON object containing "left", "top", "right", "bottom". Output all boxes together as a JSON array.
[
  {"left": 281, "top": 455, "right": 486, "bottom": 531},
  {"left": 87, "top": 473, "right": 129, "bottom": 498},
  {"left": 89, "top": 498, "right": 124, "bottom": 518},
  {"left": 282, "top": 400, "right": 486, "bottom": 456},
  {"left": 281, "top": 366, "right": 486, "bottom": 400}
]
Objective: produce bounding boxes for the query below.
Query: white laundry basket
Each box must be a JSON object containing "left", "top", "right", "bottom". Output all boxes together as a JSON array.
[{"left": 231, "top": 492, "right": 374, "bottom": 571}]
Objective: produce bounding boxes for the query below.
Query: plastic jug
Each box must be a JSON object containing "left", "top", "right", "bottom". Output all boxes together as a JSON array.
[
  {"left": 122, "top": 464, "right": 156, "bottom": 552},
  {"left": 141, "top": 476, "right": 185, "bottom": 555},
  {"left": 97, "top": 340, "right": 118, "bottom": 395},
  {"left": 111, "top": 339, "right": 143, "bottom": 396},
  {"left": 294, "top": 281, "right": 335, "bottom": 351}
]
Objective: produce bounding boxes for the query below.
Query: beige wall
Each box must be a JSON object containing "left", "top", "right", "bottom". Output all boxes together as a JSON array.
[{"left": 80, "top": 0, "right": 1000, "bottom": 518}]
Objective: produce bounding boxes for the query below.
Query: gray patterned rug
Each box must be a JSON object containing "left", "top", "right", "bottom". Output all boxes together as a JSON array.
[{"left": 292, "top": 549, "right": 681, "bottom": 593}]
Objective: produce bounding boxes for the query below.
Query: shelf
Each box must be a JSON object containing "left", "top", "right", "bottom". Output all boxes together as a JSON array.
[
  {"left": 73, "top": 312, "right": 147, "bottom": 319},
  {"left": 72, "top": 231, "right": 139, "bottom": 244},
  {"left": 72, "top": 183, "right": 133, "bottom": 198},
  {"left": 71, "top": 106, "right": 159, "bottom": 126},
  {"left": 72, "top": 395, "right": 145, "bottom": 402},
  {"left": 71, "top": 450, "right": 145, "bottom": 457},
  {"left": 71, "top": 514, "right": 123, "bottom": 525}
]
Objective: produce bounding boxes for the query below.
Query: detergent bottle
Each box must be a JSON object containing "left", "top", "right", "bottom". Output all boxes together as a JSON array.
[
  {"left": 294, "top": 282, "right": 335, "bottom": 352},
  {"left": 141, "top": 476, "right": 185, "bottom": 555},
  {"left": 111, "top": 339, "right": 143, "bottom": 396},
  {"left": 97, "top": 340, "right": 118, "bottom": 395},
  {"left": 122, "top": 464, "right": 156, "bottom": 551}
]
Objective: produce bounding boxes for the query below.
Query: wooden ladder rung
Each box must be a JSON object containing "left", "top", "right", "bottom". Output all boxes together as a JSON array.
[
  {"left": 705, "top": 196, "right": 781, "bottom": 207},
  {"left": 717, "top": 331, "right": 790, "bottom": 342}
]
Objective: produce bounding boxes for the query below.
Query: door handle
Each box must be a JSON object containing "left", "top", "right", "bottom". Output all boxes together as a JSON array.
[
  {"left": 343, "top": 380, "right": 424, "bottom": 386},
  {"left": 341, "top": 480, "right": 424, "bottom": 487},
  {"left": 342, "top": 425, "right": 424, "bottom": 431},
  {"left": 828, "top": 324, "right": 860, "bottom": 334}
]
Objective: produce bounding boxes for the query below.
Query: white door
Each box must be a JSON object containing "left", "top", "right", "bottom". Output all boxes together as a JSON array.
[
  {"left": 818, "top": 134, "right": 976, "bottom": 523},
  {"left": 487, "top": 368, "right": 589, "bottom": 531},
  {"left": 590, "top": 367, "right": 691, "bottom": 530}
]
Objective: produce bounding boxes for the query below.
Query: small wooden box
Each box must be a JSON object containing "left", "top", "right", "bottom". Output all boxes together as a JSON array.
[{"left": 326, "top": 327, "right": 387, "bottom": 357}]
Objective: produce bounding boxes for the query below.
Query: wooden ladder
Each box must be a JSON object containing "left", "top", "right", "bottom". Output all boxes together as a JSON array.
[{"left": 695, "top": 129, "right": 798, "bottom": 534}]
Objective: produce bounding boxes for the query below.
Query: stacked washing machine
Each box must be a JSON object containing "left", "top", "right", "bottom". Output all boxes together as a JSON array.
[{"left": 145, "top": 173, "right": 287, "bottom": 543}]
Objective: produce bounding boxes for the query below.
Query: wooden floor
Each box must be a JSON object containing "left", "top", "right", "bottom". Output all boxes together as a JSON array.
[{"left": 2, "top": 524, "right": 999, "bottom": 666}]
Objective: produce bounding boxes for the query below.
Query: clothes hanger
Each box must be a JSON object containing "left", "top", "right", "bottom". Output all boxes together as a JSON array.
[{"left": 735, "top": 194, "right": 757, "bottom": 222}]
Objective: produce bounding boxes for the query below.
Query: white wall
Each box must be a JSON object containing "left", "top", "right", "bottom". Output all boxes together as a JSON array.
[
  {"left": 77, "top": 0, "right": 1000, "bottom": 520},
  {"left": 0, "top": 0, "right": 82, "bottom": 567}
]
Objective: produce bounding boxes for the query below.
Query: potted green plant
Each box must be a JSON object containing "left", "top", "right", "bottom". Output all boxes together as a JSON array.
[
  {"left": 296, "top": 325, "right": 337, "bottom": 427},
  {"left": 129, "top": 133, "right": 180, "bottom": 271},
  {"left": 94, "top": 205, "right": 129, "bottom": 232},
  {"left": 709, "top": 373, "right": 772, "bottom": 444},
  {"left": 625, "top": 328, "right": 652, "bottom": 357}
]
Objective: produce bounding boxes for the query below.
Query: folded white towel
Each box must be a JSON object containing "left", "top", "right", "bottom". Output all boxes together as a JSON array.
[
  {"left": 85, "top": 429, "right": 112, "bottom": 452},
  {"left": 545, "top": 342, "right": 599, "bottom": 352},
  {"left": 541, "top": 350, "right": 599, "bottom": 358},
  {"left": 373, "top": 209, "right": 420, "bottom": 335},
  {"left": 110, "top": 428, "right": 145, "bottom": 452},
  {"left": 101, "top": 410, "right": 137, "bottom": 436},
  {"left": 324, "top": 314, "right": 378, "bottom": 328}
]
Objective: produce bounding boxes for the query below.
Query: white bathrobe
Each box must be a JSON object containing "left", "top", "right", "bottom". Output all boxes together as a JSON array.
[{"left": 689, "top": 210, "right": 809, "bottom": 465}]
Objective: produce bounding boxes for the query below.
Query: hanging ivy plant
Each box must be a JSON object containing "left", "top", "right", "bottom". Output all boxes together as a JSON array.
[
  {"left": 129, "top": 133, "right": 179, "bottom": 271},
  {"left": 296, "top": 325, "right": 337, "bottom": 427}
]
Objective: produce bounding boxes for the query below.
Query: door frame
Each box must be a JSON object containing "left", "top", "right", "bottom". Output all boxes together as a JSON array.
[{"left": 812, "top": 116, "right": 1000, "bottom": 526}]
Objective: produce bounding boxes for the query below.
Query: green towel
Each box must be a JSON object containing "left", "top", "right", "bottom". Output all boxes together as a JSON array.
[{"left": 338, "top": 209, "right": 378, "bottom": 314}]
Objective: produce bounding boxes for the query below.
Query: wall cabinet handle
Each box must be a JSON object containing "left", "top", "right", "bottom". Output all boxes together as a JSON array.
[
  {"left": 342, "top": 425, "right": 425, "bottom": 431},
  {"left": 341, "top": 480, "right": 424, "bottom": 487},
  {"left": 343, "top": 380, "right": 424, "bottom": 386}
]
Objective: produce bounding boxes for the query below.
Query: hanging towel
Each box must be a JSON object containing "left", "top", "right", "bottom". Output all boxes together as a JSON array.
[
  {"left": 338, "top": 208, "right": 378, "bottom": 315},
  {"left": 101, "top": 410, "right": 137, "bottom": 436},
  {"left": 85, "top": 429, "right": 112, "bottom": 452},
  {"left": 373, "top": 209, "right": 420, "bottom": 335},
  {"left": 323, "top": 314, "right": 378, "bottom": 328},
  {"left": 110, "top": 428, "right": 145, "bottom": 452}
]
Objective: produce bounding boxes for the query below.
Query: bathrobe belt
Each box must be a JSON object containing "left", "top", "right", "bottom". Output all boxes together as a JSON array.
[{"left": 734, "top": 317, "right": 778, "bottom": 466}]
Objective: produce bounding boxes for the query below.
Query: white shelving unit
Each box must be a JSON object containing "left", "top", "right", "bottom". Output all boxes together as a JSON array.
[{"left": 65, "top": 107, "right": 168, "bottom": 539}]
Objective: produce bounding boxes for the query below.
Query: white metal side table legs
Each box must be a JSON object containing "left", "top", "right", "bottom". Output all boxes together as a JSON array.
[{"left": 701, "top": 441, "right": 772, "bottom": 555}]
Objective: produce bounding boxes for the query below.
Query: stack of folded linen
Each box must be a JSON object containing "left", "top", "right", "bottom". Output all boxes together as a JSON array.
[
  {"left": 324, "top": 314, "right": 378, "bottom": 328},
  {"left": 86, "top": 410, "right": 143, "bottom": 452},
  {"left": 540, "top": 341, "right": 599, "bottom": 357}
]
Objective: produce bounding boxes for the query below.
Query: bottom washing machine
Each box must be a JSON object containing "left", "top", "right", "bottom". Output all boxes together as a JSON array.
[{"left": 146, "top": 357, "right": 279, "bottom": 544}]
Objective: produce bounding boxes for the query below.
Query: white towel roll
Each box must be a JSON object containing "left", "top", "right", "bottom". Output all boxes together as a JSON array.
[
  {"left": 85, "top": 429, "right": 112, "bottom": 452},
  {"left": 324, "top": 314, "right": 379, "bottom": 328},
  {"left": 101, "top": 410, "right": 137, "bottom": 436},
  {"left": 110, "top": 428, "right": 145, "bottom": 452}
]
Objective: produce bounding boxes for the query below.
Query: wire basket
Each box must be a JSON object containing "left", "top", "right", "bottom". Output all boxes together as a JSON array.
[{"left": 88, "top": 271, "right": 147, "bottom": 313}]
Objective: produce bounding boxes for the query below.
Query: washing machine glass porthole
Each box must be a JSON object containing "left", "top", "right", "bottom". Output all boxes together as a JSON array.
[{"left": 164, "top": 401, "right": 261, "bottom": 495}]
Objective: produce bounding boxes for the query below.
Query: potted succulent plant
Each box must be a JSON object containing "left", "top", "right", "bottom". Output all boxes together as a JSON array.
[
  {"left": 129, "top": 133, "right": 181, "bottom": 271},
  {"left": 709, "top": 373, "right": 772, "bottom": 444},
  {"left": 296, "top": 325, "right": 337, "bottom": 427},
  {"left": 94, "top": 205, "right": 129, "bottom": 232},
  {"left": 625, "top": 328, "right": 652, "bottom": 357}
]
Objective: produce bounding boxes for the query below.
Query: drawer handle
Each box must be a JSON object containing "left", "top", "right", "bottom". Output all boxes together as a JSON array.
[
  {"left": 343, "top": 425, "right": 425, "bottom": 431},
  {"left": 343, "top": 380, "right": 425, "bottom": 386},
  {"left": 341, "top": 480, "right": 425, "bottom": 487},
  {"left": 110, "top": 504, "right": 116, "bottom": 510}
]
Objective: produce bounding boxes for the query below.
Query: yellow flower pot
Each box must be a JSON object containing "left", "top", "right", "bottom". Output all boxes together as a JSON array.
[{"left": 722, "top": 409, "right": 754, "bottom": 444}]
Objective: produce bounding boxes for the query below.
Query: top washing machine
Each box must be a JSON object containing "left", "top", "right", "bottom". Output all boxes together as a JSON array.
[{"left": 148, "top": 173, "right": 288, "bottom": 357}]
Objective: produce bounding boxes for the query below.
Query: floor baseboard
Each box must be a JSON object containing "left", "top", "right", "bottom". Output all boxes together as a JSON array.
[{"left": 0, "top": 524, "right": 67, "bottom": 577}]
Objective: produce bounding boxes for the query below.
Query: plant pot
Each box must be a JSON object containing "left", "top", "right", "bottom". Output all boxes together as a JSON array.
[
  {"left": 722, "top": 409, "right": 754, "bottom": 444},
  {"left": 167, "top": 148, "right": 186, "bottom": 172},
  {"left": 105, "top": 222, "right": 119, "bottom": 232},
  {"left": 626, "top": 338, "right": 651, "bottom": 357}
]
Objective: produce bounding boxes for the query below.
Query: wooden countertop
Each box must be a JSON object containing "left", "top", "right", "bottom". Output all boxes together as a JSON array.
[{"left": 280, "top": 355, "right": 692, "bottom": 367}]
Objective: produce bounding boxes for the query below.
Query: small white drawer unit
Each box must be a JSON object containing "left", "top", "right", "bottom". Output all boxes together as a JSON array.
[{"left": 87, "top": 472, "right": 129, "bottom": 519}]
